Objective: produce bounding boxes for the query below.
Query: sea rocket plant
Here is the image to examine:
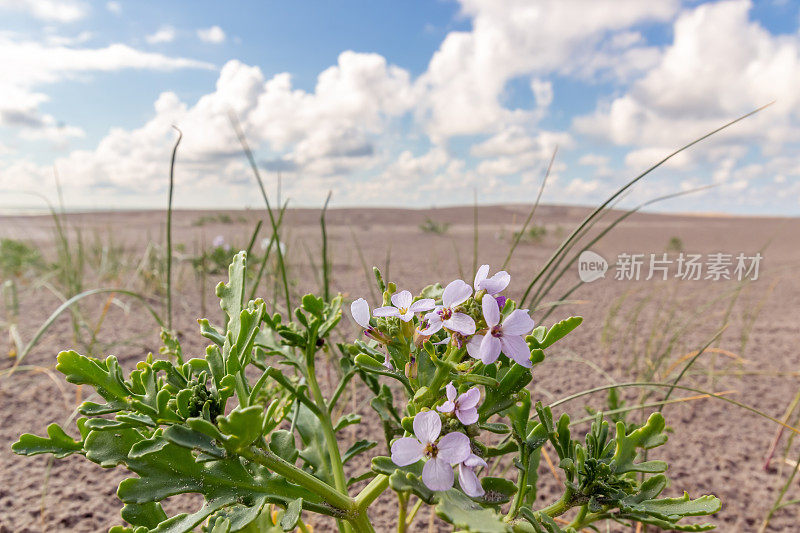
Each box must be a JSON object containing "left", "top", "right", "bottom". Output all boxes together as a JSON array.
[
  {"left": 391, "top": 411, "right": 471, "bottom": 491},
  {"left": 13, "top": 252, "right": 722, "bottom": 533}
]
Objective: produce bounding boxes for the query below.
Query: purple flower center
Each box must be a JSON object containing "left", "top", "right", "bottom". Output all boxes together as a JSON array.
[
  {"left": 440, "top": 308, "right": 452, "bottom": 320},
  {"left": 424, "top": 442, "right": 439, "bottom": 458},
  {"left": 490, "top": 325, "right": 503, "bottom": 338}
]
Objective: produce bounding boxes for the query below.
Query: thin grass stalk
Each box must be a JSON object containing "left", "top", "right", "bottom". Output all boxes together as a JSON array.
[
  {"left": 472, "top": 189, "right": 478, "bottom": 276},
  {"left": 245, "top": 220, "right": 263, "bottom": 258},
  {"left": 229, "top": 111, "right": 291, "bottom": 311},
  {"left": 321, "top": 191, "right": 333, "bottom": 302},
  {"left": 536, "top": 186, "right": 713, "bottom": 322},
  {"left": 545, "top": 381, "right": 800, "bottom": 437},
  {"left": 502, "top": 146, "right": 557, "bottom": 270},
  {"left": 166, "top": 126, "right": 182, "bottom": 332},
  {"left": 249, "top": 201, "right": 289, "bottom": 303},
  {"left": 519, "top": 103, "right": 772, "bottom": 308}
]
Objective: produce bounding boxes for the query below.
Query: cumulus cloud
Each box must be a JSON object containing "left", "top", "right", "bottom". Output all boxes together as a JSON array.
[
  {"left": 146, "top": 26, "right": 177, "bottom": 45},
  {"left": 197, "top": 26, "right": 226, "bottom": 44},
  {"left": 575, "top": 0, "right": 800, "bottom": 159},
  {"left": 0, "top": 0, "right": 88, "bottom": 22},
  {"left": 4, "top": 0, "right": 800, "bottom": 212},
  {"left": 0, "top": 33, "right": 213, "bottom": 146},
  {"left": 416, "top": 0, "right": 679, "bottom": 139}
]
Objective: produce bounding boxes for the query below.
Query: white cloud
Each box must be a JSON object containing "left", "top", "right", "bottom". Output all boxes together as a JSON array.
[
  {"left": 575, "top": 0, "right": 800, "bottom": 159},
  {"left": 145, "top": 26, "right": 176, "bottom": 45},
  {"left": 0, "top": 0, "right": 88, "bottom": 22},
  {"left": 416, "top": 0, "right": 679, "bottom": 139},
  {"left": 106, "top": 1, "right": 121, "bottom": 14},
  {"left": 0, "top": 33, "right": 213, "bottom": 145},
  {"left": 197, "top": 26, "right": 226, "bottom": 44}
]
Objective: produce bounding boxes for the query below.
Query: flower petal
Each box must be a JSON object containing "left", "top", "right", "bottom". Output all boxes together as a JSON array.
[
  {"left": 399, "top": 309, "right": 415, "bottom": 322},
  {"left": 383, "top": 353, "right": 394, "bottom": 370},
  {"left": 437, "top": 431, "right": 471, "bottom": 465},
  {"left": 391, "top": 290, "right": 413, "bottom": 310},
  {"left": 457, "top": 387, "right": 481, "bottom": 410},
  {"left": 409, "top": 298, "right": 435, "bottom": 313},
  {"left": 350, "top": 298, "right": 370, "bottom": 328},
  {"left": 466, "top": 334, "right": 483, "bottom": 360},
  {"left": 458, "top": 463, "right": 485, "bottom": 497},
  {"left": 419, "top": 312, "right": 443, "bottom": 336},
  {"left": 437, "top": 400, "right": 455, "bottom": 414},
  {"left": 373, "top": 306, "right": 400, "bottom": 317},
  {"left": 391, "top": 438, "right": 424, "bottom": 466},
  {"left": 445, "top": 382, "right": 457, "bottom": 402},
  {"left": 456, "top": 407, "right": 478, "bottom": 426},
  {"left": 464, "top": 453, "right": 487, "bottom": 469},
  {"left": 481, "top": 294, "right": 500, "bottom": 327},
  {"left": 442, "top": 279, "right": 472, "bottom": 308},
  {"left": 479, "top": 270, "right": 510, "bottom": 295},
  {"left": 479, "top": 334, "right": 501, "bottom": 364},
  {"left": 444, "top": 313, "right": 476, "bottom": 336},
  {"left": 413, "top": 411, "right": 441, "bottom": 444},
  {"left": 500, "top": 335, "right": 532, "bottom": 368},
  {"left": 502, "top": 310, "right": 535, "bottom": 336},
  {"left": 422, "top": 457, "right": 454, "bottom": 491},
  {"left": 473, "top": 264, "right": 489, "bottom": 290}
]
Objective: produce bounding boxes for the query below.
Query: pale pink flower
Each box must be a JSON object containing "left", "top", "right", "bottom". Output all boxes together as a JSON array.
[
  {"left": 350, "top": 298, "right": 389, "bottom": 345},
  {"left": 390, "top": 411, "right": 471, "bottom": 491},
  {"left": 459, "top": 453, "right": 487, "bottom": 497},
  {"left": 420, "top": 280, "right": 476, "bottom": 336},
  {"left": 467, "top": 294, "right": 535, "bottom": 367},
  {"left": 437, "top": 382, "right": 480, "bottom": 425},
  {"left": 474, "top": 265, "right": 510, "bottom": 295},
  {"left": 373, "top": 290, "right": 435, "bottom": 322}
]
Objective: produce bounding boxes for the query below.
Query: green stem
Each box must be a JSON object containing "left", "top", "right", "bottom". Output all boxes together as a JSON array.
[
  {"left": 405, "top": 498, "right": 424, "bottom": 528},
  {"left": 505, "top": 437, "right": 528, "bottom": 520},
  {"left": 349, "top": 510, "right": 376, "bottom": 533},
  {"left": 355, "top": 474, "right": 389, "bottom": 510},
  {"left": 305, "top": 335, "right": 348, "bottom": 497},
  {"left": 397, "top": 492, "right": 408, "bottom": 533},
  {"left": 537, "top": 489, "right": 576, "bottom": 518},
  {"left": 418, "top": 345, "right": 463, "bottom": 404},
  {"left": 239, "top": 447, "right": 353, "bottom": 512}
]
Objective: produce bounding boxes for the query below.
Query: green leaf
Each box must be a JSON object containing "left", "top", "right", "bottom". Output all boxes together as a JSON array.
[
  {"left": 56, "top": 351, "right": 131, "bottom": 403},
  {"left": 531, "top": 316, "right": 583, "bottom": 350},
  {"left": 121, "top": 502, "right": 168, "bottom": 528},
  {"left": 12, "top": 423, "right": 84, "bottom": 458},
  {"left": 435, "top": 490, "right": 510, "bottom": 532},
  {"left": 216, "top": 251, "right": 247, "bottom": 337},
  {"left": 617, "top": 491, "right": 721, "bottom": 531},
  {"left": 280, "top": 498, "right": 303, "bottom": 531},
  {"left": 343, "top": 439, "right": 377, "bottom": 464},
  {"left": 611, "top": 413, "right": 668, "bottom": 474},
  {"left": 83, "top": 428, "right": 320, "bottom": 533},
  {"left": 217, "top": 406, "right": 265, "bottom": 452},
  {"left": 295, "top": 404, "right": 333, "bottom": 485},
  {"left": 301, "top": 294, "right": 324, "bottom": 318},
  {"left": 269, "top": 430, "right": 299, "bottom": 463}
]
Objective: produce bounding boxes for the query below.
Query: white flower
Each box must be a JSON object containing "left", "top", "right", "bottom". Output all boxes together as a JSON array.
[
  {"left": 467, "top": 294, "right": 535, "bottom": 367},
  {"left": 421, "top": 280, "right": 476, "bottom": 336},
  {"left": 373, "top": 290, "right": 435, "bottom": 322}
]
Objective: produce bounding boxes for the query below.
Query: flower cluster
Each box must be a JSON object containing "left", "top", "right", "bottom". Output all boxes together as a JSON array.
[{"left": 350, "top": 265, "right": 535, "bottom": 496}]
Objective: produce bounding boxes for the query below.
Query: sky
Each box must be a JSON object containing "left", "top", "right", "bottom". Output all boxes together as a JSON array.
[{"left": 0, "top": 0, "right": 799, "bottom": 214}]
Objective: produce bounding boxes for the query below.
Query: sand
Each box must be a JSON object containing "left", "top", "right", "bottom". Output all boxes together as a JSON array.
[{"left": 1, "top": 205, "right": 799, "bottom": 532}]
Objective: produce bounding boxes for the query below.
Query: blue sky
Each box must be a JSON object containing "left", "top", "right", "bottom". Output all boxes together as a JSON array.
[{"left": 0, "top": 0, "right": 799, "bottom": 214}]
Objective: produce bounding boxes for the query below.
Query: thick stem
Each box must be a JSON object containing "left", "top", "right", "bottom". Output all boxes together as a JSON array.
[
  {"left": 354, "top": 474, "right": 389, "bottom": 510},
  {"left": 239, "top": 447, "right": 353, "bottom": 513},
  {"left": 305, "top": 334, "right": 348, "bottom": 497},
  {"left": 348, "top": 510, "right": 376, "bottom": 533},
  {"left": 537, "top": 489, "right": 577, "bottom": 518}
]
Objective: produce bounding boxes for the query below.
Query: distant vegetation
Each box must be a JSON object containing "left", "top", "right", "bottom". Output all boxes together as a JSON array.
[{"left": 419, "top": 217, "right": 450, "bottom": 234}]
